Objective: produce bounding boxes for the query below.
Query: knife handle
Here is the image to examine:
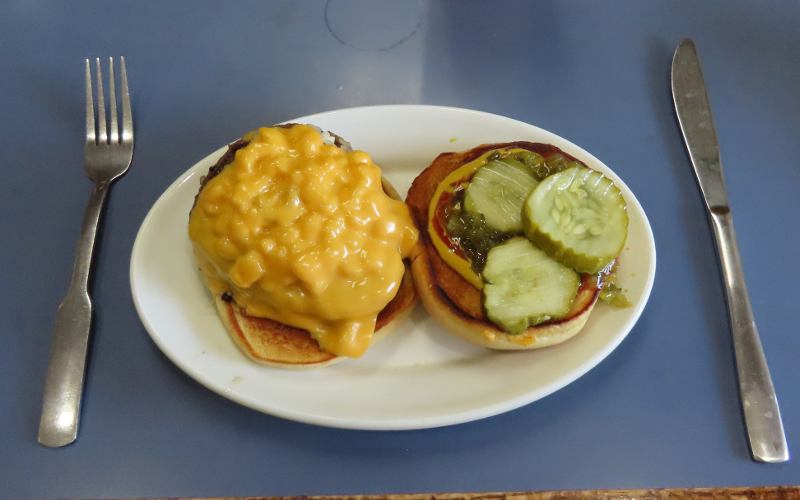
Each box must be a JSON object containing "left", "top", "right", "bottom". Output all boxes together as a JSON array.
[{"left": 709, "top": 209, "right": 789, "bottom": 463}]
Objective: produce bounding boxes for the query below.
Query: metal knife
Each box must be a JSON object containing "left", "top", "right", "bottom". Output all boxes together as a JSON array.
[{"left": 671, "top": 39, "right": 789, "bottom": 463}]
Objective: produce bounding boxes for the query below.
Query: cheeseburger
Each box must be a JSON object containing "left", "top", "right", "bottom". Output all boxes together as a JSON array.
[{"left": 189, "top": 124, "right": 419, "bottom": 368}]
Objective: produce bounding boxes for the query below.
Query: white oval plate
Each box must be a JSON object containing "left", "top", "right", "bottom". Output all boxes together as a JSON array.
[{"left": 131, "top": 105, "right": 656, "bottom": 430}]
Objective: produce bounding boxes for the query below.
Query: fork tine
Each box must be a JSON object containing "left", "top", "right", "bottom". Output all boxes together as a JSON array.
[
  {"left": 94, "top": 58, "right": 107, "bottom": 144},
  {"left": 120, "top": 56, "right": 133, "bottom": 143},
  {"left": 85, "top": 59, "right": 95, "bottom": 145},
  {"left": 108, "top": 57, "right": 118, "bottom": 144}
]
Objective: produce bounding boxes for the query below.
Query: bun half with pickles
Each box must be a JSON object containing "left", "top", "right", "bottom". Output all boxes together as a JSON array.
[
  {"left": 406, "top": 142, "right": 629, "bottom": 349},
  {"left": 189, "top": 124, "right": 419, "bottom": 368}
]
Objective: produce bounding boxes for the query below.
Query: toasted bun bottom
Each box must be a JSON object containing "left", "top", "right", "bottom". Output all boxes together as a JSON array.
[
  {"left": 410, "top": 245, "right": 597, "bottom": 350},
  {"left": 406, "top": 141, "right": 600, "bottom": 350},
  {"left": 211, "top": 267, "right": 416, "bottom": 369}
]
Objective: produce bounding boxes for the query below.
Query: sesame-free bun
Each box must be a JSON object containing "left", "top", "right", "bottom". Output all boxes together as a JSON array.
[
  {"left": 406, "top": 142, "right": 600, "bottom": 350},
  {"left": 210, "top": 264, "right": 416, "bottom": 368},
  {"left": 193, "top": 131, "right": 417, "bottom": 369}
]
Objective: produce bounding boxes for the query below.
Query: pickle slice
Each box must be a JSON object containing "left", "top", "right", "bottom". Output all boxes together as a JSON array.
[
  {"left": 464, "top": 159, "right": 538, "bottom": 233},
  {"left": 523, "top": 166, "right": 628, "bottom": 274},
  {"left": 482, "top": 237, "right": 580, "bottom": 334}
]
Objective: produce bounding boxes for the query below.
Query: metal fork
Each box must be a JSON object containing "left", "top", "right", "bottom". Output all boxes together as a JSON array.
[{"left": 38, "top": 57, "right": 133, "bottom": 448}]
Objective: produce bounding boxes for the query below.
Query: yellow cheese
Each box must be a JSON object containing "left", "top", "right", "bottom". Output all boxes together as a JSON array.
[
  {"left": 426, "top": 148, "right": 532, "bottom": 289},
  {"left": 189, "top": 125, "right": 418, "bottom": 357}
]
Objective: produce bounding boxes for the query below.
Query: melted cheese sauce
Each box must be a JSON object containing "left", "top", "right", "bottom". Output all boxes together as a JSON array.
[{"left": 189, "top": 125, "right": 418, "bottom": 357}]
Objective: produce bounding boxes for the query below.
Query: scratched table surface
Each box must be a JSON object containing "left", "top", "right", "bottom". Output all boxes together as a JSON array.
[{"left": 1, "top": 1, "right": 799, "bottom": 498}]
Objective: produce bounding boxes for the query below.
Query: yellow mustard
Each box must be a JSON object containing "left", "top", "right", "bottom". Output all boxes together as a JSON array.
[
  {"left": 427, "top": 148, "right": 532, "bottom": 289},
  {"left": 189, "top": 124, "right": 418, "bottom": 357}
]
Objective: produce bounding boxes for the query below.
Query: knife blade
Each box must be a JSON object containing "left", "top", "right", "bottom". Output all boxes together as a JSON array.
[{"left": 671, "top": 38, "right": 789, "bottom": 463}]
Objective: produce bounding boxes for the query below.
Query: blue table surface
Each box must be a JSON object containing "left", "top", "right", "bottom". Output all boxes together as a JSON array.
[{"left": 2, "top": 0, "right": 799, "bottom": 498}]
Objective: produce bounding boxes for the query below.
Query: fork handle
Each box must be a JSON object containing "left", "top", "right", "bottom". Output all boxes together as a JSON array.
[
  {"left": 709, "top": 210, "right": 789, "bottom": 463},
  {"left": 38, "top": 181, "right": 109, "bottom": 447},
  {"left": 69, "top": 180, "right": 110, "bottom": 292}
]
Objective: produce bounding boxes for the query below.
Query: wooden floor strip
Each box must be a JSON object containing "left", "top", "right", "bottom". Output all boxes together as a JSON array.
[{"left": 160, "top": 485, "right": 800, "bottom": 500}]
